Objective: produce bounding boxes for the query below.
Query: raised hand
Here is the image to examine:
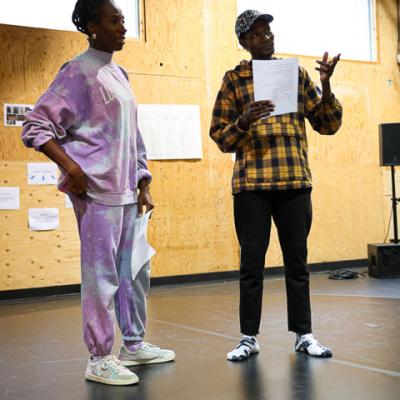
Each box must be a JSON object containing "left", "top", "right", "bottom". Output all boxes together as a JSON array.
[{"left": 316, "top": 52, "right": 341, "bottom": 84}]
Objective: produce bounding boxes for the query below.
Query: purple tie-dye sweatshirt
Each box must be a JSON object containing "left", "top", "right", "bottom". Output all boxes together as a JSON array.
[{"left": 21, "top": 47, "right": 151, "bottom": 206}]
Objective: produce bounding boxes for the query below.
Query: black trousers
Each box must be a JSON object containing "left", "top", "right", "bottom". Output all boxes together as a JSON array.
[{"left": 234, "top": 189, "right": 312, "bottom": 336}]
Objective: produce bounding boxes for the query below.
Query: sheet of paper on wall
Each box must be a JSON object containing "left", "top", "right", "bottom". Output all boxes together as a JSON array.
[
  {"left": 253, "top": 58, "right": 299, "bottom": 117},
  {"left": 65, "top": 195, "right": 73, "bottom": 209},
  {"left": 27, "top": 162, "right": 58, "bottom": 185},
  {"left": 131, "top": 210, "right": 156, "bottom": 280},
  {"left": 0, "top": 187, "right": 20, "bottom": 210},
  {"left": 28, "top": 208, "right": 59, "bottom": 231},
  {"left": 137, "top": 104, "right": 202, "bottom": 160}
]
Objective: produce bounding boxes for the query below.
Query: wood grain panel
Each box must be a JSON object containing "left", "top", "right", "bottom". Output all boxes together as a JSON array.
[{"left": 1, "top": 0, "right": 399, "bottom": 290}]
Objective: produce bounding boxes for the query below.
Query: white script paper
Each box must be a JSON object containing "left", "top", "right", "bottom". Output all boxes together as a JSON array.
[
  {"left": 27, "top": 162, "right": 58, "bottom": 185},
  {"left": 253, "top": 58, "right": 299, "bottom": 117},
  {"left": 131, "top": 210, "right": 156, "bottom": 280},
  {"left": 137, "top": 104, "right": 202, "bottom": 160},
  {"left": 28, "top": 208, "right": 59, "bottom": 231},
  {"left": 0, "top": 187, "right": 20, "bottom": 210}
]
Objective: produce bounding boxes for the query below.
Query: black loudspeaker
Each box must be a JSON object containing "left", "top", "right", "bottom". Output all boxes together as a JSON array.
[
  {"left": 367, "top": 243, "right": 400, "bottom": 278},
  {"left": 379, "top": 123, "right": 400, "bottom": 166}
]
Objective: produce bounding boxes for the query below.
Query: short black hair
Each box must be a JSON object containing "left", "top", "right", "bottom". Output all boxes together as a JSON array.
[{"left": 72, "top": 0, "right": 109, "bottom": 35}]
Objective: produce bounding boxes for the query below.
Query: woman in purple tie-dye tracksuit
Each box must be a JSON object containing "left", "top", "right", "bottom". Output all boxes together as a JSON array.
[{"left": 21, "top": 0, "right": 174, "bottom": 386}]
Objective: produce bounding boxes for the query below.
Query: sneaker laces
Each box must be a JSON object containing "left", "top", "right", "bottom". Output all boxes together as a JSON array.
[
  {"left": 299, "top": 334, "right": 325, "bottom": 349},
  {"left": 236, "top": 337, "right": 255, "bottom": 350},
  {"left": 101, "top": 355, "right": 125, "bottom": 373},
  {"left": 143, "top": 342, "right": 160, "bottom": 350}
]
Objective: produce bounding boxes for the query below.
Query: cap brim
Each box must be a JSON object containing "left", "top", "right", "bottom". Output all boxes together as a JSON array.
[{"left": 255, "top": 14, "right": 273, "bottom": 24}]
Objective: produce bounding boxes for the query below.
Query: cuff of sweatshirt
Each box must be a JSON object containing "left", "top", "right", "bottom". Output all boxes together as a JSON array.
[
  {"left": 321, "top": 92, "right": 336, "bottom": 105},
  {"left": 33, "top": 135, "right": 54, "bottom": 152},
  {"left": 138, "top": 170, "right": 152, "bottom": 184}
]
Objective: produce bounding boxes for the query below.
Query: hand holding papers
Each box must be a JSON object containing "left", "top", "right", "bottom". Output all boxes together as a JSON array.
[
  {"left": 253, "top": 58, "right": 299, "bottom": 117},
  {"left": 131, "top": 210, "right": 156, "bottom": 280},
  {"left": 238, "top": 99, "right": 275, "bottom": 130}
]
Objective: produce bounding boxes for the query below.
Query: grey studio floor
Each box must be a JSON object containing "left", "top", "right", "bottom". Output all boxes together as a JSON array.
[{"left": 1, "top": 269, "right": 400, "bottom": 400}]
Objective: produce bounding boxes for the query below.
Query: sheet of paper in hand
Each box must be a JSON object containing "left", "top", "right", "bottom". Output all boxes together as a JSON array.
[
  {"left": 253, "top": 58, "right": 299, "bottom": 117},
  {"left": 131, "top": 210, "right": 156, "bottom": 280}
]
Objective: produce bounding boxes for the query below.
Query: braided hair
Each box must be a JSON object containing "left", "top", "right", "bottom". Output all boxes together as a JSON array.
[{"left": 72, "top": 0, "right": 108, "bottom": 35}]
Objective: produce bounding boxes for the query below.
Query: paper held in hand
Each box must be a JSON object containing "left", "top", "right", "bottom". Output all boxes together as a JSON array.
[
  {"left": 252, "top": 58, "right": 299, "bottom": 117},
  {"left": 131, "top": 210, "right": 156, "bottom": 280}
]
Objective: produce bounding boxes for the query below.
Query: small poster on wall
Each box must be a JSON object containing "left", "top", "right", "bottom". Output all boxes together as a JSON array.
[
  {"left": 137, "top": 104, "right": 203, "bottom": 160},
  {"left": 0, "top": 187, "right": 20, "bottom": 210},
  {"left": 27, "top": 162, "right": 58, "bottom": 185},
  {"left": 4, "top": 103, "right": 33, "bottom": 127},
  {"left": 28, "top": 208, "right": 59, "bottom": 231}
]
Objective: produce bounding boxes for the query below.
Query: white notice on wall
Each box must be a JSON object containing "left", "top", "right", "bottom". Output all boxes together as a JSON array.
[
  {"left": 65, "top": 195, "right": 73, "bottom": 209},
  {"left": 0, "top": 187, "right": 20, "bottom": 210},
  {"left": 27, "top": 162, "right": 58, "bottom": 185},
  {"left": 28, "top": 208, "right": 59, "bottom": 231},
  {"left": 253, "top": 58, "right": 299, "bottom": 117},
  {"left": 137, "top": 104, "right": 203, "bottom": 160}
]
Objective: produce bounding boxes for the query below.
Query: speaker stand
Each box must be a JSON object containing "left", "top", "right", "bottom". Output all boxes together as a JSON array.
[{"left": 390, "top": 165, "right": 399, "bottom": 243}]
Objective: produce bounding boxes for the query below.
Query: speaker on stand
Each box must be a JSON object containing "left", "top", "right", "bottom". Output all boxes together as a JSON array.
[{"left": 368, "top": 123, "right": 400, "bottom": 278}]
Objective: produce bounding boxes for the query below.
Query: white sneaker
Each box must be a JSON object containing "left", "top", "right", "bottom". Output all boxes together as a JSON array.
[
  {"left": 119, "top": 342, "right": 175, "bottom": 366},
  {"left": 85, "top": 355, "right": 139, "bottom": 385},
  {"left": 227, "top": 337, "right": 260, "bottom": 361},
  {"left": 295, "top": 333, "right": 333, "bottom": 358}
]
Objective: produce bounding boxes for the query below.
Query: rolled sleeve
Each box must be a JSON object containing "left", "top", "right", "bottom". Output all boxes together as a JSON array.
[
  {"left": 303, "top": 69, "right": 343, "bottom": 135},
  {"left": 209, "top": 72, "right": 250, "bottom": 153},
  {"left": 21, "top": 91, "right": 75, "bottom": 151}
]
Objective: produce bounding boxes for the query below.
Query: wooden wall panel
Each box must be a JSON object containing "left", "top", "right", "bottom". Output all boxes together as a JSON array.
[
  {"left": 130, "top": 71, "right": 239, "bottom": 277},
  {"left": 0, "top": 162, "right": 80, "bottom": 290},
  {"left": 1, "top": 0, "right": 400, "bottom": 290},
  {"left": 204, "top": 0, "right": 400, "bottom": 269}
]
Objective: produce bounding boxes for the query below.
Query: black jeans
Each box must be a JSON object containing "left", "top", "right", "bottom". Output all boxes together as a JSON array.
[{"left": 234, "top": 189, "right": 312, "bottom": 335}]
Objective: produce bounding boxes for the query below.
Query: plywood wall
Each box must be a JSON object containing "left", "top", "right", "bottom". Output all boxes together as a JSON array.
[
  {"left": 203, "top": 0, "right": 400, "bottom": 267},
  {"left": 0, "top": 0, "right": 399, "bottom": 291}
]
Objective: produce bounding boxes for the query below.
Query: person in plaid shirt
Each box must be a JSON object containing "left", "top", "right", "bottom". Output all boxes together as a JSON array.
[{"left": 210, "top": 10, "right": 342, "bottom": 361}]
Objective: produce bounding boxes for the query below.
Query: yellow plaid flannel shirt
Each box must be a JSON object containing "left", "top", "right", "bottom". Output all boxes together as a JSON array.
[{"left": 209, "top": 60, "right": 342, "bottom": 193}]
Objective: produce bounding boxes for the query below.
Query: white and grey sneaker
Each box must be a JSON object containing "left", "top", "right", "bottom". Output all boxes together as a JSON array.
[
  {"left": 295, "top": 333, "right": 332, "bottom": 358},
  {"left": 119, "top": 342, "right": 175, "bottom": 366},
  {"left": 85, "top": 355, "right": 139, "bottom": 385},
  {"left": 227, "top": 336, "right": 260, "bottom": 361}
]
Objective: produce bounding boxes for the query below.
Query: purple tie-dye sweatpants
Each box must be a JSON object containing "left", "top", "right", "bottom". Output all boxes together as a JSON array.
[{"left": 71, "top": 197, "right": 150, "bottom": 356}]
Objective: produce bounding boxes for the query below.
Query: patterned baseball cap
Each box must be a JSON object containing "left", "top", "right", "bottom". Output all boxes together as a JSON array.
[{"left": 235, "top": 9, "right": 273, "bottom": 38}]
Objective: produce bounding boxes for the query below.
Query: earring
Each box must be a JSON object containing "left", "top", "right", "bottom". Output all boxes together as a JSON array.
[{"left": 92, "top": 33, "right": 97, "bottom": 40}]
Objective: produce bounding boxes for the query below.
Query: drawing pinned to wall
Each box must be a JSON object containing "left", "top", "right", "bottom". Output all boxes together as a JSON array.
[
  {"left": 28, "top": 208, "right": 59, "bottom": 231},
  {"left": 0, "top": 187, "right": 20, "bottom": 210},
  {"left": 27, "top": 162, "right": 58, "bottom": 185},
  {"left": 4, "top": 104, "right": 33, "bottom": 127},
  {"left": 137, "top": 104, "right": 203, "bottom": 160}
]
